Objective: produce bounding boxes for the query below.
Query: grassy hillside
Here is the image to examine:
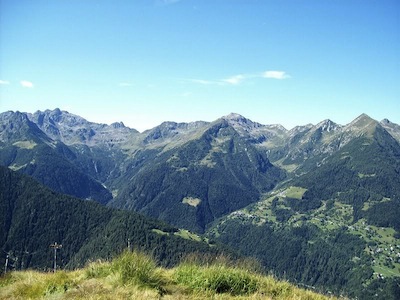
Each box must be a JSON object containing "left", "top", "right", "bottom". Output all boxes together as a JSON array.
[{"left": 0, "top": 250, "right": 337, "bottom": 300}]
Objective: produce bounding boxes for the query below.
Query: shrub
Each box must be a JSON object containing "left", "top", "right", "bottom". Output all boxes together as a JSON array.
[
  {"left": 85, "top": 260, "right": 113, "bottom": 279},
  {"left": 111, "top": 250, "right": 166, "bottom": 293},
  {"left": 174, "top": 259, "right": 259, "bottom": 295}
]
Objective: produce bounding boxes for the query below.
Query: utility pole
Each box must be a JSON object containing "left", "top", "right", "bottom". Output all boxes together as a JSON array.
[
  {"left": 50, "top": 242, "right": 62, "bottom": 272},
  {"left": 4, "top": 254, "right": 9, "bottom": 274}
]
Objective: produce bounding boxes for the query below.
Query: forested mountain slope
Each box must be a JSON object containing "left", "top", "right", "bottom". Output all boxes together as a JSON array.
[
  {"left": 0, "top": 166, "right": 224, "bottom": 271},
  {"left": 110, "top": 118, "right": 285, "bottom": 232}
]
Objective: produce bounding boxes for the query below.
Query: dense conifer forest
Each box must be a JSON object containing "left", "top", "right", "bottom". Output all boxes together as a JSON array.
[{"left": 0, "top": 166, "right": 225, "bottom": 272}]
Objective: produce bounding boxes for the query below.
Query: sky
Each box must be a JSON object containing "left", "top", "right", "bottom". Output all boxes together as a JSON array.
[{"left": 0, "top": 0, "right": 399, "bottom": 132}]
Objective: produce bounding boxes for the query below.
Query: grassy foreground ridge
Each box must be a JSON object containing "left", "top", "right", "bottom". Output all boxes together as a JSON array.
[{"left": 0, "top": 250, "right": 338, "bottom": 300}]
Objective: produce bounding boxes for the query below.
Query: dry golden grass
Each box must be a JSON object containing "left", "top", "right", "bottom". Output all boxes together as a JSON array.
[{"left": 0, "top": 250, "right": 340, "bottom": 300}]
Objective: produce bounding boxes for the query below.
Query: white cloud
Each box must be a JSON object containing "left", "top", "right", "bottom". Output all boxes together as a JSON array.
[
  {"left": 20, "top": 80, "right": 34, "bottom": 88},
  {"left": 222, "top": 74, "right": 246, "bottom": 85},
  {"left": 186, "top": 75, "right": 246, "bottom": 86},
  {"left": 0, "top": 80, "right": 10, "bottom": 85},
  {"left": 263, "top": 71, "right": 290, "bottom": 80},
  {"left": 186, "top": 79, "right": 220, "bottom": 85},
  {"left": 187, "top": 69, "right": 290, "bottom": 87}
]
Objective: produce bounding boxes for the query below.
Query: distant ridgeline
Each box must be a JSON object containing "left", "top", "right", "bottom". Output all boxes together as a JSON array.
[{"left": 1, "top": 109, "right": 400, "bottom": 299}]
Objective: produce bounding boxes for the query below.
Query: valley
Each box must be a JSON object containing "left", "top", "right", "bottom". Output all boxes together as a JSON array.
[{"left": 215, "top": 185, "right": 400, "bottom": 279}]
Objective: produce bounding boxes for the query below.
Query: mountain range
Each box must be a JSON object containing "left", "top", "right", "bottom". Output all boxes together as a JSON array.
[{"left": 1, "top": 108, "right": 400, "bottom": 299}]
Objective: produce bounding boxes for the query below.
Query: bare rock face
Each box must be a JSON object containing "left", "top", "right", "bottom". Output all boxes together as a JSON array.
[
  {"left": 0, "top": 111, "right": 53, "bottom": 146},
  {"left": 28, "top": 108, "right": 139, "bottom": 146},
  {"left": 381, "top": 118, "right": 400, "bottom": 143}
]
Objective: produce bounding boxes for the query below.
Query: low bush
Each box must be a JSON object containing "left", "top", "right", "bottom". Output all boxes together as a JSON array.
[
  {"left": 174, "top": 259, "right": 259, "bottom": 295},
  {"left": 111, "top": 250, "right": 167, "bottom": 293},
  {"left": 85, "top": 259, "right": 113, "bottom": 279}
]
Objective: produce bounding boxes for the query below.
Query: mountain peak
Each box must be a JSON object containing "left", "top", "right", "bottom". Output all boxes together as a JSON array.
[
  {"left": 0, "top": 110, "right": 51, "bottom": 144},
  {"left": 347, "top": 113, "right": 377, "bottom": 127},
  {"left": 111, "top": 121, "right": 126, "bottom": 129},
  {"left": 223, "top": 112, "right": 246, "bottom": 120},
  {"left": 221, "top": 113, "right": 262, "bottom": 130},
  {"left": 27, "top": 109, "right": 138, "bottom": 145},
  {"left": 351, "top": 113, "right": 374, "bottom": 124},
  {"left": 315, "top": 119, "right": 340, "bottom": 132},
  {"left": 343, "top": 113, "right": 379, "bottom": 138},
  {"left": 50, "top": 107, "right": 62, "bottom": 115},
  {"left": 380, "top": 118, "right": 400, "bottom": 143},
  {"left": 32, "top": 108, "right": 88, "bottom": 127}
]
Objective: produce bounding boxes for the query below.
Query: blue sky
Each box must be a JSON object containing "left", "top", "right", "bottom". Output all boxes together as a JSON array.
[{"left": 1, "top": 0, "right": 399, "bottom": 131}]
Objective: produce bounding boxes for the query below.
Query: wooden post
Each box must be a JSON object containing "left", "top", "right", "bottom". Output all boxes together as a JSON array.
[
  {"left": 50, "top": 242, "right": 62, "bottom": 272},
  {"left": 4, "top": 254, "right": 9, "bottom": 274}
]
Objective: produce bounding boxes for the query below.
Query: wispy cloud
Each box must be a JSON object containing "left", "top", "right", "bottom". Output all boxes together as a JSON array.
[
  {"left": 222, "top": 74, "right": 246, "bottom": 85},
  {"left": 184, "top": 75, "right": 247, "bottom": 86},
  {"left": 185, "top": 79, "right": 222, "bottom": 85},
  {"left": 263, "top": 70, "right": 291, "bottom": 80},
  {"left": 0, "top": 80, "right": 10, "bottom": 85},
  {"left": 20, "top": 80, "right": 34, "bottom": 88},
  {"left": 186, "top": 70, "right": 290, "bottom": 87}
]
